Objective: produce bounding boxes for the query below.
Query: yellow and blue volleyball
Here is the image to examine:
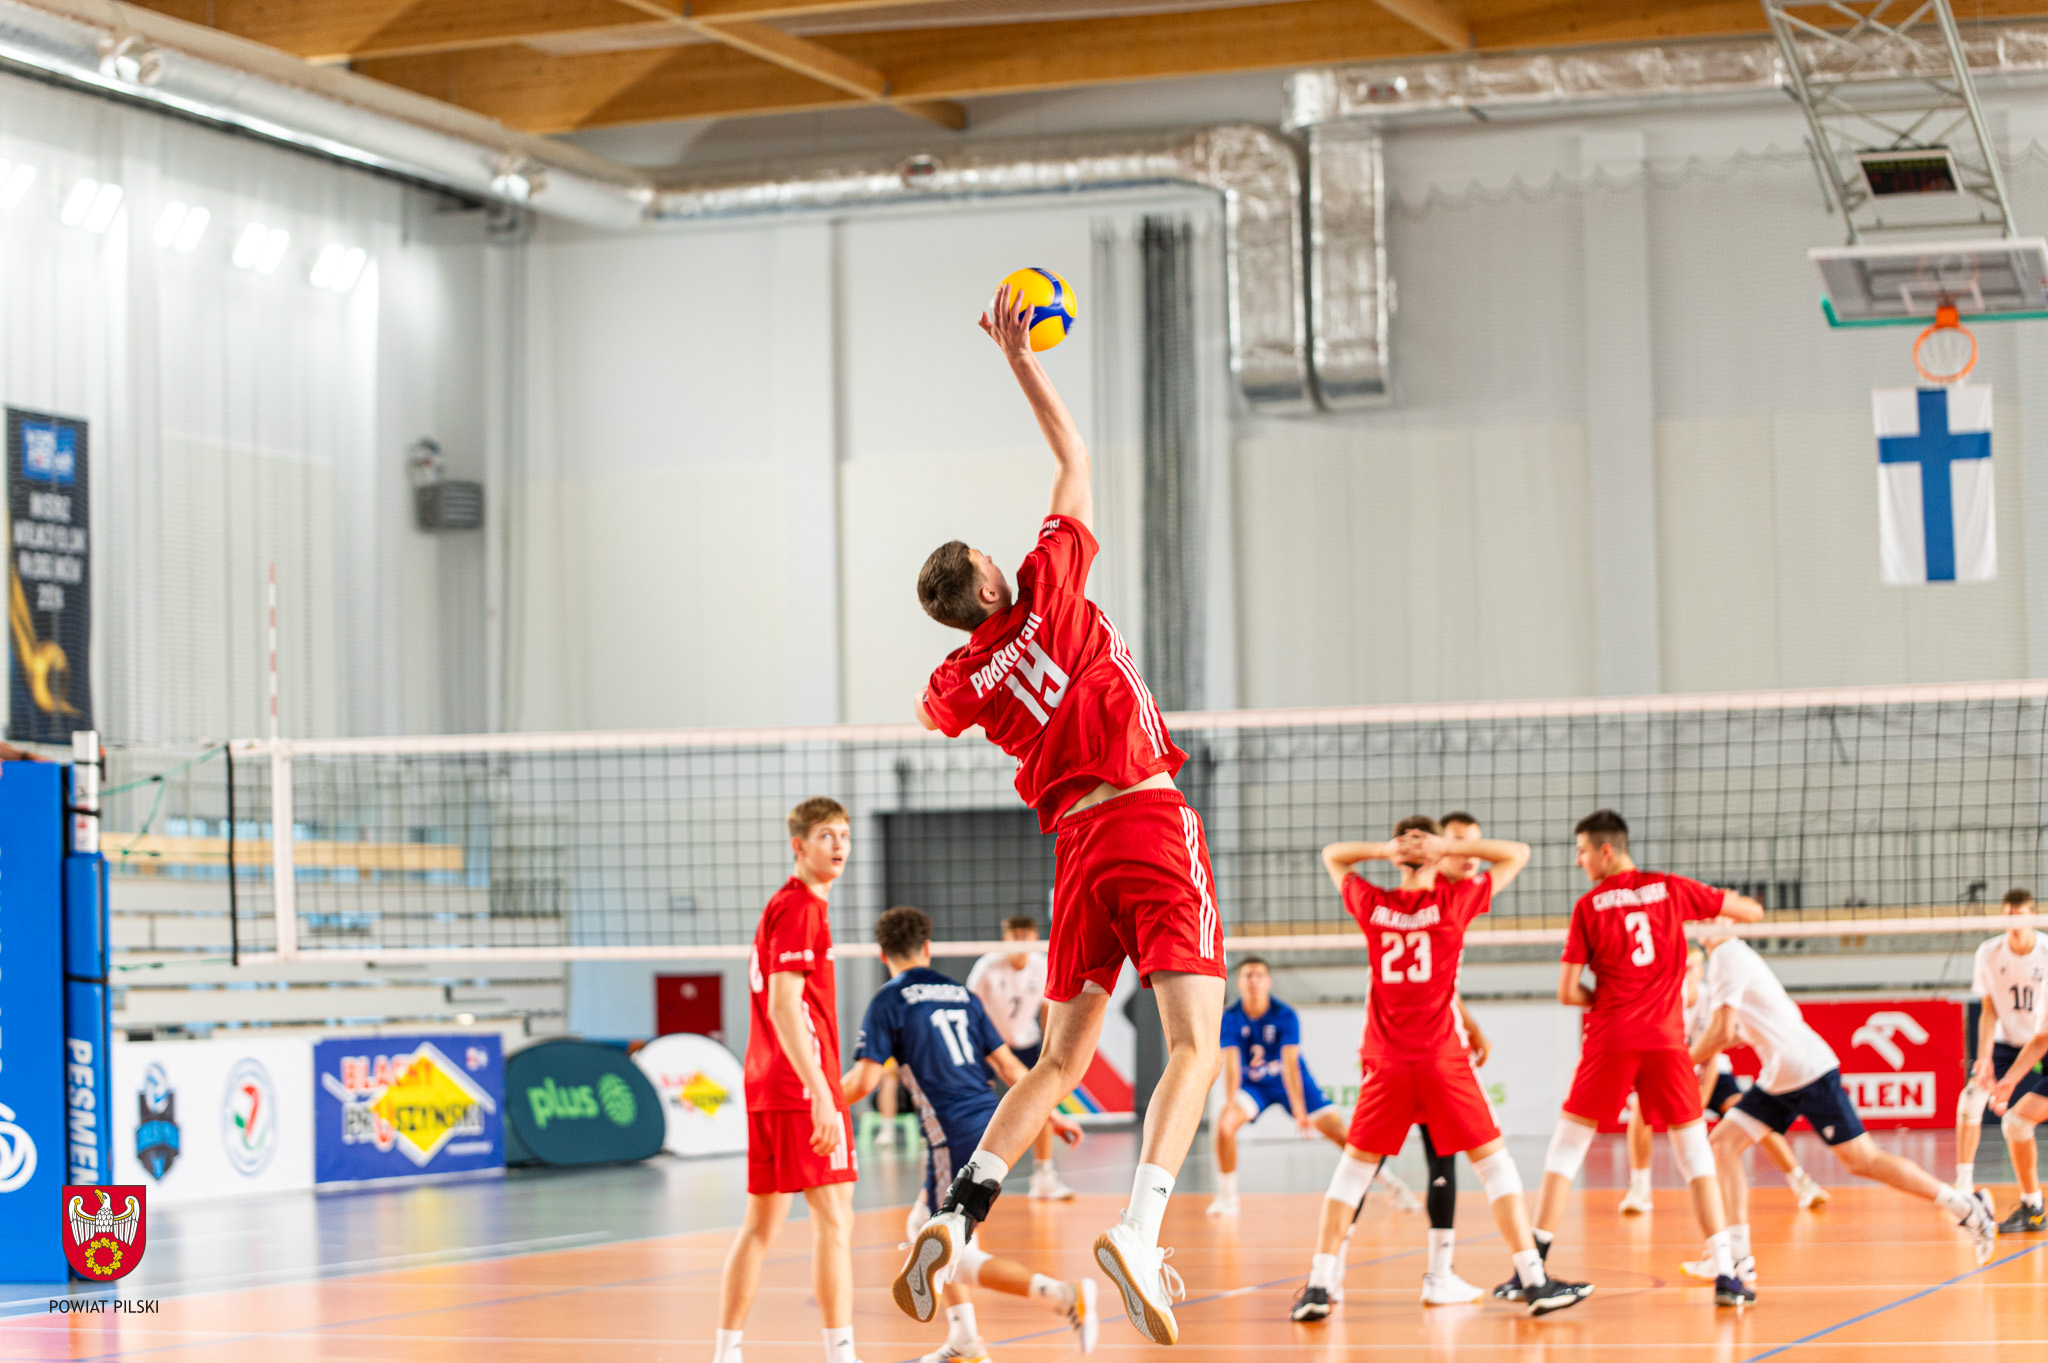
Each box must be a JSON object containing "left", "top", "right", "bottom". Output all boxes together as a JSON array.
[{"left": 997, "top": 267, "right": 1078, "bottom": 351}]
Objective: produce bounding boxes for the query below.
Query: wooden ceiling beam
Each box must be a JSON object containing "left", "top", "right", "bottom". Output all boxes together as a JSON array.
[{"left": 1371, "top": 0, "right": 1470, "bottom": 50}]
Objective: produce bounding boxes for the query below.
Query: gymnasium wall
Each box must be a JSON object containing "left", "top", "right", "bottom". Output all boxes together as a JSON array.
[{"left": 0, "top": 72, "right": 491, "bottom": 745}]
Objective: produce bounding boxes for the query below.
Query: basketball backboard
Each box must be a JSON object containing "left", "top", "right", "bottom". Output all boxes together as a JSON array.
[{"left": 1812, "top": 237, "right": 2048, "bottom": 326}]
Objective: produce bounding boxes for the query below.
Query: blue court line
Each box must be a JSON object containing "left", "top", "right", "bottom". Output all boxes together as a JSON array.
[{"left": 1740, "top": 1241, "right": 2048, "bottom": 1361}]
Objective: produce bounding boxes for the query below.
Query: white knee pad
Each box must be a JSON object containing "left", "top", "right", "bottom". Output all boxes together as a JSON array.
[
  {"left": 1471, "top": 1149, "right": 1524, "bottom": 1202},
  {"left": 1959, "top": 1082, "right": 1993, "bottom": 1123},
  {"left": 955, "top": 1242, "right": 990, "bottom": 1287},
  {"left": 1543, "top": 1119, "right": 1596, "bottom": 1181},
  {"left": 2003, "top": 1108, "right": 2039, "bottom": 1143},
  {"left": 1325, "top": 1154, "right": 1376, "bottom": 1208},
  {"left": 1670, "top": 1122, "right": 1717, "bottom": 1182}
]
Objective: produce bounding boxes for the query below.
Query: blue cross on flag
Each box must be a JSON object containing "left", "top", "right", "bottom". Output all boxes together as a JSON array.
[{"left": 1873, "top": 385, "right": 1995, "bottom": 584}]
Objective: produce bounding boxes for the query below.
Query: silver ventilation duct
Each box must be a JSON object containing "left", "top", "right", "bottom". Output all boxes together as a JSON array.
[
  {"left": 1285, "top": 25, "right": 2048, "bottom": 129},
  {"left": 1306, "top": 126, "right": 1389, "bottom": 410},
  {"left": 0, "top": 0, "right": 649, "bottom": 227},
  {"left": 653, "top": 125, "right": 1314, "bottom": 415}
]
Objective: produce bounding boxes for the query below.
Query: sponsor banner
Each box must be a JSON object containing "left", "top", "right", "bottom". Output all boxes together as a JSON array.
[
  {"left": 1795, "top": 999, "right": 1963, "bottom": 1130},
  {"left": 505, "top": 1040, "right": 664, "bottom": 1166},
  {"left": 0, "top": 759, "right": 67, "bottom": 1282},
  {"left": 314, "top": 1034, "right": 504, "bottom": 1184},
  {"left": 111, "top": 1038, "right": 314, "bottom": 1203},
  {"left": 61, "top": 1184, "right": 145, "bottom": 1281},
  {"left": 6, "top": 408, "right": 91, "bottom": 742},
  {"left": 64, "top": 980, "right": 112, "bottom": 1185},
  {"left": 1233, "top": 1002, "right": 1579, "bottom": 1141},
  {"left": 632, "top": 1033, "right": 747, "bottom": 1157}
]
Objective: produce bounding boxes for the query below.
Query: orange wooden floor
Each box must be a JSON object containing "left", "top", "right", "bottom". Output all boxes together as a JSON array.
[{"left": 4, "top": 1187, "right": 2043, "bottom": 1362}]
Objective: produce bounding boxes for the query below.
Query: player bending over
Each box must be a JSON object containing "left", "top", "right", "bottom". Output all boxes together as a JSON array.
[
  {"left": 1966, "top": 888, "right": 2048, "bottom": 1232},
  {"left": 1518, "top": 810, "right": 1762, "bottom": 1308},
  {"left": 845, "top": 908, "right": 1099, "bottom": 1363},
  {"left": 898, "top": 283, "right": 1226, "bottom": 1346},
  {"left": 715, "top": 799, "right": 860, "bottom": 1363},
  {"left": 968, "top": 916, "right": 1075, "bottom": 1201},
  {"left": 1620, "top": 947, "right": 1826, "bottom": 1216},
  {"left": 1208, "top": 956, "right": 1418, "bottom": 1217},
  {"left": 1292, "top": 818, "right": 1590, "bottom": 1320},
  {"left": 1694, "top": 929, "right": 1998, "bottom": 1277}
]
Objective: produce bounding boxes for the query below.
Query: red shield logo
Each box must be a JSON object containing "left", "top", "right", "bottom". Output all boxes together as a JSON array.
[{"left": 61, "top": 1185, "right": 147, "bottom": 1281}]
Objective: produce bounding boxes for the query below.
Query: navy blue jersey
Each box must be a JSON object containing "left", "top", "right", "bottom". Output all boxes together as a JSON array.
[
  {"left": 1222, "top": 998, "right": 1303, "bottom": 1084},
  {"left": 856, "top": 966, "right": 1007, "bottom": 1145}
]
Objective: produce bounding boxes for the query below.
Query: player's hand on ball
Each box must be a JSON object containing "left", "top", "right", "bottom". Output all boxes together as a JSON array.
[
  {"left": 809, "top": 1090, "right": 844, "bottom": 1154},
  {"left": 1050, "top": 1112, "right": 1085, "bottom": 1147},
  {"left": 979, "top": 282, "right": 1034, "bottom": 358}
]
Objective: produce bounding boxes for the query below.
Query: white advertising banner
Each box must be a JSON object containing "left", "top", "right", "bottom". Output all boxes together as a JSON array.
[
  {"left": 633, "top": 1033, "right": 747, "bottom": 1157},
  {"left": 1219, "top": 1002, "right": 1581, "bottom": 1143},
  {"left": 111, "top": 1037, "right": 315, "bottom": 1204}
]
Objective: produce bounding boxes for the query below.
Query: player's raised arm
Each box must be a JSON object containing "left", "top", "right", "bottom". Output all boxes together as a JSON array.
[
  {"left": 1434, "top": 835, "right": 1531, "bottom": 894},
  {"left": 1717, "top": 888, "right": 1766, "bottom": 923},
  {"left": 981, "top": 283, "right": 1092, "bottom": 530},
  {"left": 1321, "top": 840, "right": 1395, "bottom": 892}
]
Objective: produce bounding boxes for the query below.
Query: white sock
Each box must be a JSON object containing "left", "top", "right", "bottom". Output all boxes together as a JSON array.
[
  {"left": 963, "top": 1151, "right": 1010, "bottom": 1188},
  {"left": 1427, "top": 1228, "right": 1455, "bottom": 1278},
  {"left": 2026, "top": 1191, "right": 2045, "bottom": 1210},
  {"left": 945, "top": 1304, "right": 978, "bottom": 1347},
  {"left": 1532, "top": 1227, "right": 1553, "bottom": 1249},
  {"left": 1309, "top": 1252, "right": 1337, "bottom": 1290},
  {"left": 1216, "top": 1170, "right": 1238, "bottom": 1199},
  {"left": 714, "top": 1329, "right": 744, "bottom": 1363},
  {"left": 822, "top": 1327, "right": 856, "bottom": 1363},
  {"left": 1511, "top": 1248, "right": 1546, "bottom": 1287},
  {"left": 1629, "top": 1167, "right": 1651, "bottom": 1198},
  {"left": 1706, "top": 1230, "right": 1734, "bottom": 1279},
  {"left": 1029, "top": 1274, "right": 1073, "bottom": 1309},
  {"left": 1729, "top": 1222, "right": 1751, "bottom": 1262},
  {"left": 1937, "top": 1184, "right": 1974, "bottom": 1218},
  {"left": 1127, "top": 1163, "right": 1175, "bottom": 1246},
  {"left": 1956, "top": 1162, "right": 1974, "bottom": 1189},
  {"left": 1782, "top": 1165, "right": 1806, "bottom": 1191}
]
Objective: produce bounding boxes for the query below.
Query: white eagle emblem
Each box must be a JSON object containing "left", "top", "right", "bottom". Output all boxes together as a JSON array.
[{"left": 67, "top": 1188, "right": 141, "bottom": 1246}]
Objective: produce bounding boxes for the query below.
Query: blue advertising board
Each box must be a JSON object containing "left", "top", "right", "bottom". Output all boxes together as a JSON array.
[
  {"left": 313, "top": 1034, "right": 504, "bottom": 1184},
  {"left": 0, "top": 760, "right": 67, "bottom": 1281}
]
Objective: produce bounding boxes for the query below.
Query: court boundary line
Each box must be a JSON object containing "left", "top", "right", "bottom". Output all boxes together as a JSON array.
[{"left": 1739, "top": 1241, "right": 2048, "bottom": 1360}]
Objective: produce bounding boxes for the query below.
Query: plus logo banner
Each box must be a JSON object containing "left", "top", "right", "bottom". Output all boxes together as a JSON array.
[{"left": 1874, "top": 385, "right": 1995, "bottom": 585}]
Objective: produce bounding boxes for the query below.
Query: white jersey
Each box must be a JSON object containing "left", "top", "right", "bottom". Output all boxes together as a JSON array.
[
  {"left": 1972, "top": 933, "right": 2048, "bottom": 1048},
  {"left": 1703, "top": 939, "right": 1838, "bottom": 1094},
  {"left": 967, "top": 949, "right": 1047, "bottom": 1050},
  {"left": 1685, "top": 984, "right": 1736, "bottom": 1075}
]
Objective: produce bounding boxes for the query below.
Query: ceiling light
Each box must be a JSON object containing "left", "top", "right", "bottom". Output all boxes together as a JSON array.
[
  {"left": 0, "top": 161, "right": 30, "bottom": 210},
  {"left": 80, "top": 182, "right": 123, "bottom": 234},
  {"left": 309, "top": 243, "right": 367, "bottom": 293},
  {"left": 101, "top": 36, "right": 164, "bottom": 87},
  {"left": 232, "top": 224, "right": 290, "bottom": 273},
  {"left": 59, "top": 178, "right": 97, "bottom": 226},
  {"left": 489, "top": 154, "right": 544, "bottom": 204}
]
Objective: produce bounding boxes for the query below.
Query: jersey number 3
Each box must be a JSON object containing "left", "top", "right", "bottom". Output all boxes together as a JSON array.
[
  {"left": 1379, "top": 931, "right": 1432, "bottom": 983},
  {"left": 932, "top": 1009, "right": 977, "bottom": 1066},
  {"left": 1004, "top": 641, "right": 1069, "bottom": 725},
  {"left": 1625, "top": 911, "right": 1656, "bottom": 967}
]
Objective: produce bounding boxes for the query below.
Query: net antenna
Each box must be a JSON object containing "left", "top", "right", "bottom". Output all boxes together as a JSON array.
[{"left": 1913, "top": 300, "right": 1977, "bottom": 383}]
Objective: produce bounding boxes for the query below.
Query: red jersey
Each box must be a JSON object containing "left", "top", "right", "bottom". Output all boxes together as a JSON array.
[
  {"left": 922, "top": 516, "right": 1185, "bottom": 832},
  {"left": 1565, "top": 869, "right": 1725, "bottom": 1052},
  {"left": 1342, "top": 871, "right": 1492, "bottom": 1061},
  {"left": 745, "top": 876, "right": 844, "bottom": 1111}
]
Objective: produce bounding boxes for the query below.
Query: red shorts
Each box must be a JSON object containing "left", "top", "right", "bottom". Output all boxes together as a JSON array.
[
  {"left": 1347, "top": 1053, "right": 1500, "bottom": 1157},
  {"left": 746, "top": 1108, "right": 858, "bottom": 1195},
  {"left": 1047, "top": 789, "right": 1225, "bottom": 1001},
  {"left": 1564, "top": 1046, "right": 1702, "bottom": 1128}
]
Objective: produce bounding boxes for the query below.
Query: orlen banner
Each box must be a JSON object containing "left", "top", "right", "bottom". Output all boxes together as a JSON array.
[
  {"left": 1792, "top": 999, "right": 1963, "bottom": 1130},
  {"left": 314, "top": 1034, "right": 504, "bottom": 1184},
  {"left": 110, "top": 1038, "right": 314, "bottom": 1204}
]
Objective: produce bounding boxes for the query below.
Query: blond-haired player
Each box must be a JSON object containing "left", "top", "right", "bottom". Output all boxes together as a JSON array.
[{"left": 1958, "top": 888, "right": 2048, "bottom": 1233}]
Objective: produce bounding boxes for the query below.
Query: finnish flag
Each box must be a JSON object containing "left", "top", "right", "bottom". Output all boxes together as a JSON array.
[{"left": 1874, "top": 385, "right": 1995, "bottom": 584}]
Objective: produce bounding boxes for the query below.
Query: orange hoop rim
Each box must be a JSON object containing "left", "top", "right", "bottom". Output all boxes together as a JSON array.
[{"left": 1913, "top": 302, "right": 1978, "bottom": 384}]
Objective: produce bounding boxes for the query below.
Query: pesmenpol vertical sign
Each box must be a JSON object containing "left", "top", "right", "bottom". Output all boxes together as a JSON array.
[{"left": 6, "top": 409, "right": 91, "bottom": 742}]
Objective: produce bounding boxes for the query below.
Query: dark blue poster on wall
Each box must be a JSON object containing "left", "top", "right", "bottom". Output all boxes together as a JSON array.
[
  {"left": 6, "top": 408, "right": 91, "bottom": 743},
  {"left": 312, "top": 1034, "right": 504, "bottom": 1184}
]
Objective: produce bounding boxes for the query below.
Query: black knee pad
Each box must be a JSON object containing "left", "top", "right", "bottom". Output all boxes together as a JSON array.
[{"left": 1421, "top": 1127, "right": 1457, "bottom": 1230}]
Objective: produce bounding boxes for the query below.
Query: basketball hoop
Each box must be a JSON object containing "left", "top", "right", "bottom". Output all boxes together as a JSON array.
[{"left": 1912, "top": 301, "right": 1978, "bottom": 385}]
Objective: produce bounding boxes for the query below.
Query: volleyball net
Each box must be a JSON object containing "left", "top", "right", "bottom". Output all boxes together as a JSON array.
[{"left": 101, "top": 679, "right": 2048, "bottom": 962}]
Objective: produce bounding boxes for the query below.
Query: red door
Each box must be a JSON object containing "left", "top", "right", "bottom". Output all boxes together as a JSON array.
[{"left": 656, "top": 973, "right": 724, "bottom": 1041}]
